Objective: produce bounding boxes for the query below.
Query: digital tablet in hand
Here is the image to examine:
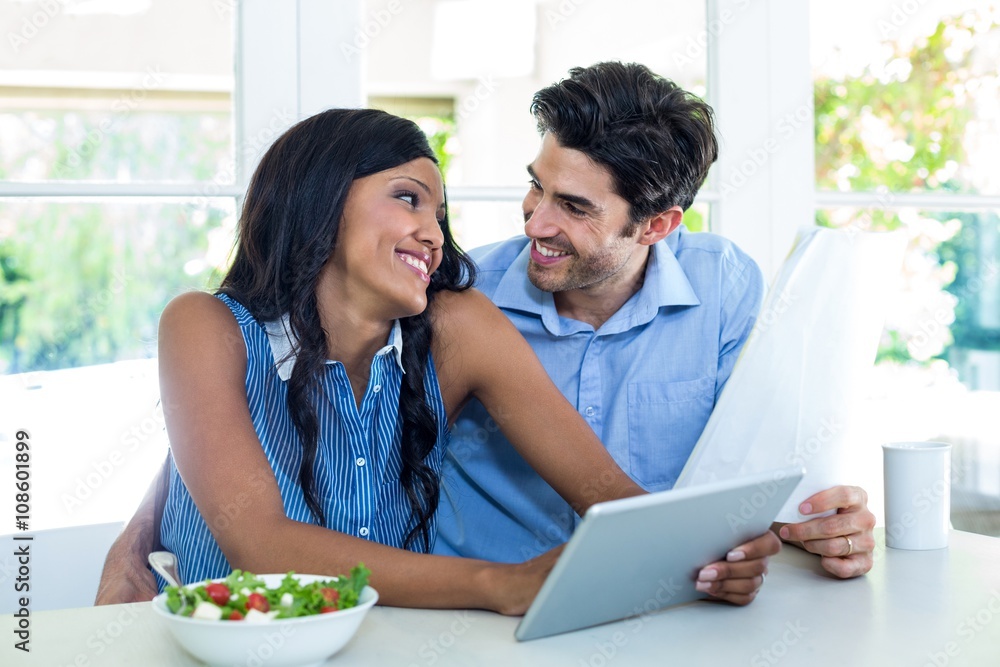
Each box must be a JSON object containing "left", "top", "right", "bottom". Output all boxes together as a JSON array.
[{"left": 515, "top": 467, "right": 804, "bottom": 641}]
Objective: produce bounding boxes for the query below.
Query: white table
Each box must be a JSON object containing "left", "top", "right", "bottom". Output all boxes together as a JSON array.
[{"left": 5, "top": 530, "right": 1000, "bottom": 666}]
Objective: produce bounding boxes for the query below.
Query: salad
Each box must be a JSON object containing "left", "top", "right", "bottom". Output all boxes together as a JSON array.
[{"left": 164, "top": 564, "right": 371, "bottom": 622}]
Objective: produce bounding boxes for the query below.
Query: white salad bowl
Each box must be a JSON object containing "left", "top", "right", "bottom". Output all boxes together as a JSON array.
[{"left": 152, "top": 573, "right": 378, "bottom": 667}]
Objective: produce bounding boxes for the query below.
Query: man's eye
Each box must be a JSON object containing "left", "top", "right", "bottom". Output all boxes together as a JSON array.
[{"left": 564, "top": 202, "right": 586, "bottom": 218}]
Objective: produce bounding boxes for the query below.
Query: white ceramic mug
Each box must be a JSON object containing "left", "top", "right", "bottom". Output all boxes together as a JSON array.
[{"left": 882, "top": 441, "right": 951, "bottom": 550}]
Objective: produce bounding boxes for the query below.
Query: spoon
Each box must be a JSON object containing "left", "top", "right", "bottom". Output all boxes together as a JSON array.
[{"left": 148, "top": 551, "right": 181, "bottom": 588}]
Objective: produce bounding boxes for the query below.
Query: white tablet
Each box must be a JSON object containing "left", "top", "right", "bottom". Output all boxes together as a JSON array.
[{"left": 515, "top": 467, "right": 804, "bottom": 641}]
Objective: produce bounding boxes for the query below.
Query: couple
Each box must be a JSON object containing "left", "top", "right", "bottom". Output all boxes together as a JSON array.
[{"left": 97, "top": 62, "right": 875, "bottom": 614}]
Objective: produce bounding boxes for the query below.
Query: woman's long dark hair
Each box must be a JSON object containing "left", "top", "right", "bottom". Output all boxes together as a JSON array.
[{"left": 219, "top": 109, "right": 475, "bottom": 551}]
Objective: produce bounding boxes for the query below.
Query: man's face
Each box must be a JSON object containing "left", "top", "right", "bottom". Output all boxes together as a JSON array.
[{"left": 522, "top": 133, "right": 644, "bottom": 294}]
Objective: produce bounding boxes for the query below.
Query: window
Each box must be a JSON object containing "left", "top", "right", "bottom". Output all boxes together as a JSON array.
[
  {"left": 813, "top": 0, "right": 1000, "bottom": 535},
  {"left": 0, "top": 0, "right": 236, "bottom": 530},
  {"left": 1, "top": 0, "right": 234, "bottom": 183},
  {"left": 7, "top": 0, "right": 994, "bottom": 538},
  {"left": 364, "top": 0, "right": 711, "bottom": 249}
]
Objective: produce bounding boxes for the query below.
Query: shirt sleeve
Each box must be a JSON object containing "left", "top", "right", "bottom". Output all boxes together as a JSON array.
[{"left": 715, "top": 252, "right": 765, "bottom": 402}]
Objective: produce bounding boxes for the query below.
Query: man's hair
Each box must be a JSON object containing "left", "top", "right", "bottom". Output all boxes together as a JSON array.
[{"left": 530, "top": 61, "right": 718, "bottom": 226}]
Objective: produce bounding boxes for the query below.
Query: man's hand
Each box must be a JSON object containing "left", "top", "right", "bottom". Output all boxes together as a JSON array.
[
  {"left": 777, "top": 485, "right": 876, "bottom": 579},
  {"left": 94, "top": 457, "right": 168, "bottom": 605},
  {"left": 94, "top": 544, "right": 158, "bottom": 605},
  {"left": 696, "top": 530, "right": 781, "bottom": 606}
]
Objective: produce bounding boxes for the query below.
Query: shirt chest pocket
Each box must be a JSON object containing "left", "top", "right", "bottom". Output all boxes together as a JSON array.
[{"left": 627, "top": 377, "right": 716, "bottom": 492}]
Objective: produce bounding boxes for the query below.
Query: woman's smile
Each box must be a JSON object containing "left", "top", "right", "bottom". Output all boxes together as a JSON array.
[{"left": 396, "top": 249, "right": 432, "bottom": 282}]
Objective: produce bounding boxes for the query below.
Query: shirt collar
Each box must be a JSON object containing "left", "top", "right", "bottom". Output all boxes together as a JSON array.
[
  {"left": 263, "top": 315, "right": 405, "bottom": 381},
  {"left": 490, "top": 236, "right": 700, "bottom": 334},
  {"left": 642, "top": 236, "right": 702, "bottom": 310}
]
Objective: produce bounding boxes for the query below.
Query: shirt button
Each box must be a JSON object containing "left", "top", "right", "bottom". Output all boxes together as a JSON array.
[
  {"left": 584, "top": 406, "right": 596, "bottom": 417},
  {"left": 373, "top": 384, "right": 381, "bottom": 393},
  {"left": 359, "top": 527, "right": 369, "bottom": 537},
  {"left": 356, "top": 457, "right": 366, "bottom": 467}
]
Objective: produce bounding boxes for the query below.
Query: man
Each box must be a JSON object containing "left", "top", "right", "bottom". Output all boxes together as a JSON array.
[
  {"left": 433, "top": 62, "right": 874, "bottom": 584},
  {"left": 96, "top": 63, "right": 872, "bottom": 605}
]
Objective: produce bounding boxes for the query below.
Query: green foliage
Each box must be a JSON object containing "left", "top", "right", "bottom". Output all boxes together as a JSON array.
[
  {"left": 814, "top": 10, "right": 1000, "bottom": 361},
  {"left": 815, "top": 21, "right": 974, "bottom": 196},
  {"left": 0, "top": 239, "right": 30, "bottom": 362},
  {"left": 938, "top": 214, "right": 1000, "bottom": 351},
  {"left": 0, "top": 109, "right": 233, "bottom": 374},
  {"left": 1, "top": 110, "right": 231, "bottom": 183},
  {"left": 0, "top": 201, "right": 230, "bottom": 373},
  {"left": 414, "top": 116, "right": 457, "bottom": 178},
  {"left": 682, "top": 206, "right": 706, "bottom": 233}
]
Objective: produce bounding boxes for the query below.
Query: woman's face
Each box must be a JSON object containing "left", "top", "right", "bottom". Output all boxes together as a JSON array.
[{"left": 323, "top": 157, "right": 446, "bottom": 322}]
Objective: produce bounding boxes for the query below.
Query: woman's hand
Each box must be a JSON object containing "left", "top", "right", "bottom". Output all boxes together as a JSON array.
[
  {"left": 482, "top": 545, "right": 565, "bottom": 616},
  {"left": 695, "top": 530, "right": 782, "bottom": 605}
]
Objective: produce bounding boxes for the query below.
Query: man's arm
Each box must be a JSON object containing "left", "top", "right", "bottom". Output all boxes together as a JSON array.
[{"left": 94, "top": 457, "right": 168, "bottom": 605}]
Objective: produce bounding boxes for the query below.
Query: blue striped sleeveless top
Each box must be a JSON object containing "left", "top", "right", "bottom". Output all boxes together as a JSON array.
[{"left": 159, "top": 293, "right": 449, "bottom": 587}]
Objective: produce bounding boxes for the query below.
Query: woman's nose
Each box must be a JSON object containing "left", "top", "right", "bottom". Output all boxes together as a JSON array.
[{"left": 420, "top": 214, "right": 444, "bottom": 249}]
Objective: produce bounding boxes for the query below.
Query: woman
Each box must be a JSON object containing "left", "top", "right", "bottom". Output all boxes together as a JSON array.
[{"left": 146, "top": 109, "right": 774, "bottom": 614}]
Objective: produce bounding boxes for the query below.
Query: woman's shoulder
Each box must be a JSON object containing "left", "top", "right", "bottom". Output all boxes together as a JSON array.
[
  {"left": 161, "top": 290, "right": 232, "bottom": 325},
  {"left": 429, "top": 288, "right": 520, "bottom": 372},
  {"left": 430, "top": 287, "right": 519, "bottom": 353},
  {"left": 159, "top": 291, "right": 246, "bottom": 363},
  {"left": 430, "top": 287, "right": 501, "bottom": 328}
]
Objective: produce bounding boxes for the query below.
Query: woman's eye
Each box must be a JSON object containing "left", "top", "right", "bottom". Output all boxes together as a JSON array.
[
  {"left": 396, "top": 190, "right": 419, "bottom": 206},
  {"left": 528, "top": 179, "right": 541, "bottom": 191}
]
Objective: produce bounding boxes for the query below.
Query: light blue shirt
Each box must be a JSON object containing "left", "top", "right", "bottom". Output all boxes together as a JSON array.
[
  {"left": 434, "top": 227, "right": 764, "bottom": 562},
  {"left": 159, "top": 294, "right": 449, "bottom": 588}
]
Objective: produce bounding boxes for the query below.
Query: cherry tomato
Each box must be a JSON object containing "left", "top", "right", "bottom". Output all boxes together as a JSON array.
[
  {"left": 205, "top": 583, "right": 230, "bottom": 607},
  {"left": 320, "top": 606, "right": 338, "bottom": 613},
  {"left": 228, "top": 609, "right": 244, "bottom": 621},
  {"left": 320, "top": 588, "right": 340, "bottom": 605},
  {"left": 246, "top": 592, "right": 270, "bottom": 612}
]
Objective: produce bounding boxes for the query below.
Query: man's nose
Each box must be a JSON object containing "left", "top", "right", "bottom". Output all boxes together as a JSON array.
[{"left": 523, "top": 200, "right": 557, "bottom": 239}]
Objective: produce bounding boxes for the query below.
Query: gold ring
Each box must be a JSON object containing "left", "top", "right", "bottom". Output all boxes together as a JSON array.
[{"left": 844, "top": 535, "right": 854, "bottom": 557}]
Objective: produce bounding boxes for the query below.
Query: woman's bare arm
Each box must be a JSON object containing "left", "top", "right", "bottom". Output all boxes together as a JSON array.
[
  {"left": 431, "top": 289, "right": 780, "bottom": 606},
  {"left": 432, "top": 288, "right": 645, "bottom": 512}
]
